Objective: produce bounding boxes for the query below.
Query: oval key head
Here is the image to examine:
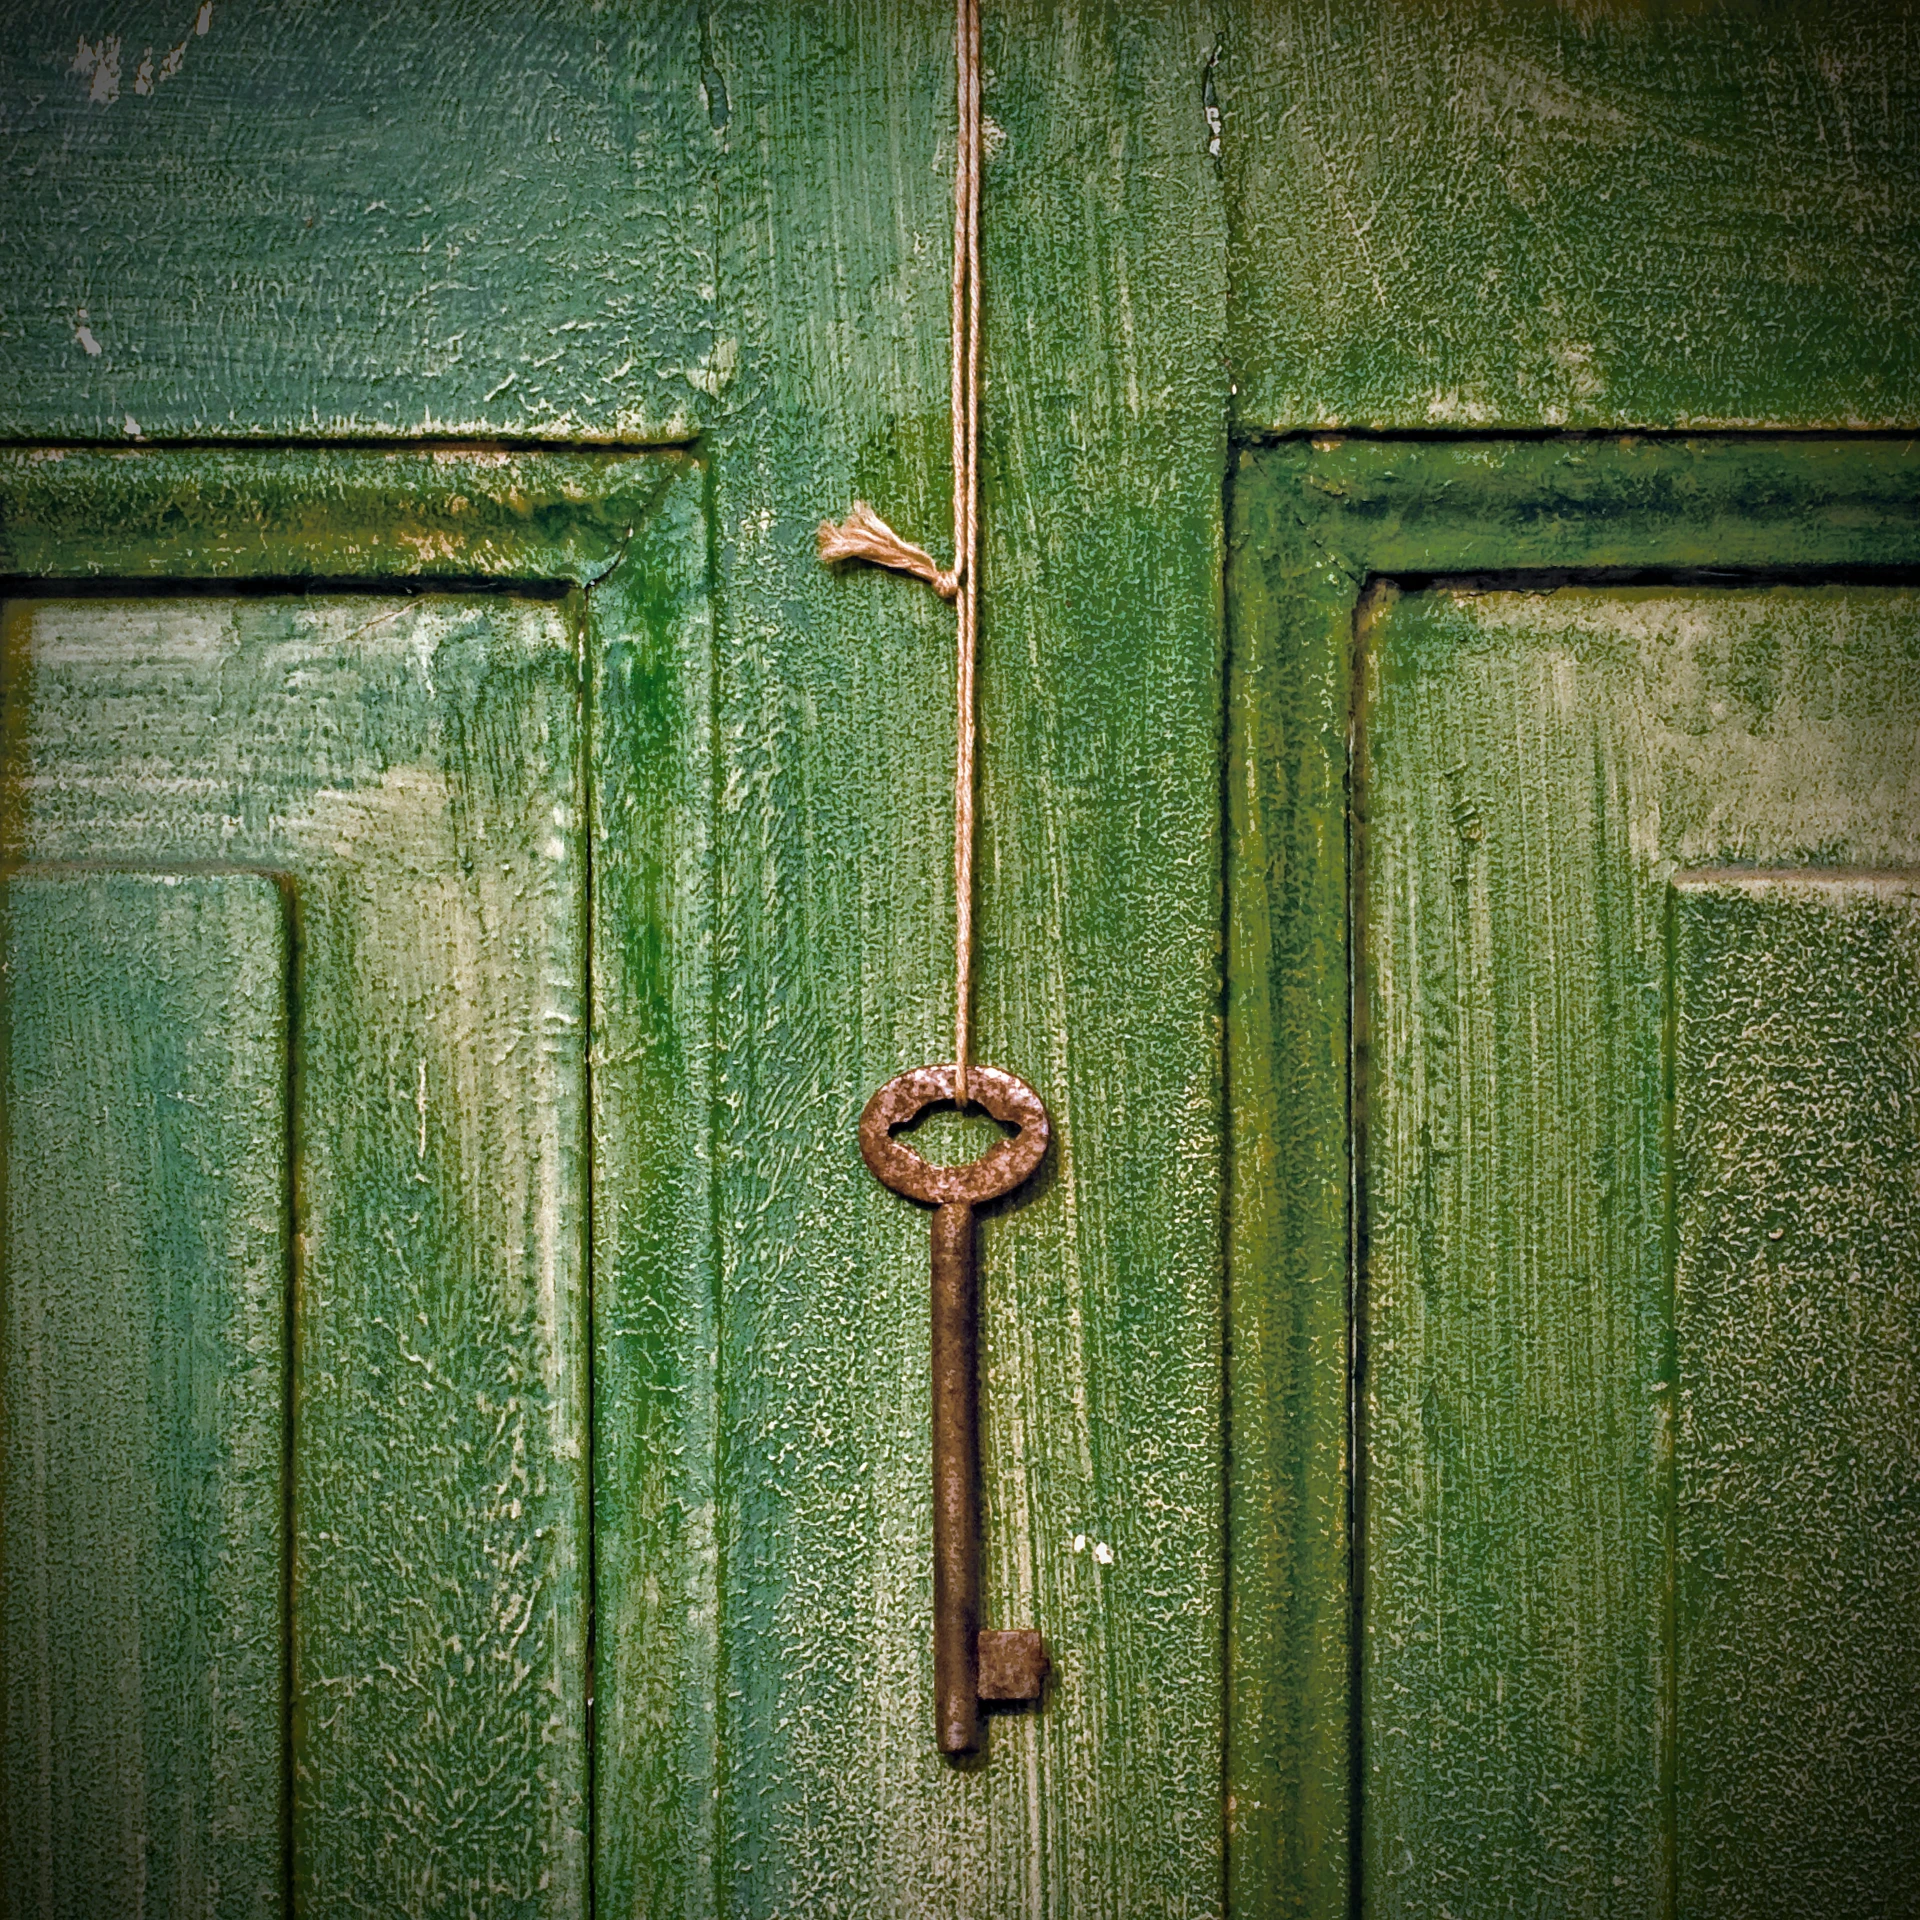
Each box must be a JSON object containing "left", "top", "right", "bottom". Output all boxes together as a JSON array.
[{"left": 859, "top": 1063, "right": 1050, "bottom": 1207}]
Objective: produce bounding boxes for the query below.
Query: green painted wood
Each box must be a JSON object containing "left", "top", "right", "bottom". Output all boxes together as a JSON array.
[
  {"left": 1359, "top": 584, "right": 1920, "bottom": 1915},
  {"left": 661, "top": 4, "right": 1230, "bottom": 1912},
  {"left": 0, "top": 446, "right": 711, "bottom": 1915},
  {"left": 0, "top": 448, "right": 681, "bottom": 586},
  {"left": 1671, "top": 874, "right": 1920, "bottom": 1917},
  {"left": 0, "top": 3, "right": 715, "bottom": 443},
  {"left": 1219, "top": 0, "right": 1920, "bottom": 432},
  {"left": 12, "top": 2, "right": 1917, "bottom": 448},
  {"left": 1224, "top": 449, "right": 1355, "bottom": 1920},
  {"left": 2, "top": 587, "right": 589, "bottom": 1914},
  {"left": 2, "top": 868, "right": 288, "bottom": 1920},
  {"left": 587, "top": 457, "right": 724, "bottom": 1907},
  {"left": 1227, "top": 437, "right": 1920, "bottom": 1919}
]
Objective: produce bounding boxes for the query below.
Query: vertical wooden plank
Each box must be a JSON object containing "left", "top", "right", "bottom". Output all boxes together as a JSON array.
[
  {"left": 4, "top": 593, "right": 590, "bottom": 1916},
  {"left": 1672, "top": 874, "right": 1920, "bottom": 1917},
  {"left": 1224, "top": 442, "right": 1353, "bottom": 1920},
  {"left": 2, "top": 869, "right": 288, "bottom": 1920},
  {"left": 589, "top": 458, "right": 722, "bottom": 1913},
  {"left": 701, "top": 3, "right": 1228, "bottom": 1909}
]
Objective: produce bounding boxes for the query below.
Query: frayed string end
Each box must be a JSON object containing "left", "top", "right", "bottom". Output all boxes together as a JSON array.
[{"left": 818, "top": 501, "right": 960, "bottom": 602}]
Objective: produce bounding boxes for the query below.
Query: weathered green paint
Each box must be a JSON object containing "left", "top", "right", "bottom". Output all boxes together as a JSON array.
[
  {"left": 1, "top": 3, "right": 715, "bottom": 443},
  {"left": 0, "top": 447, "right": 679, "bottom": 585},
  {"left": 1220, "top": 2, "right": 1920, "bottom": 432},
  {"left": 16, "top": 3, "right": 1916, "bottom": 448},
  {"left": 4, "top": 589, "right": 588, "bottom": 1913},
  {"left": 588, "top": 458, "right": 723, "bottom": 1907},
  {"left": 1672, "top": 875, "right": 1920, "bottom": 1915},
  {"left": 679, "top": 4, "right": 1229, "bottom": 1912},
  {"left": 1227, "top": 437, "right": 1920, "bottom": 1918},
  {"left": 5, "top": 5, "right": 1919, "bottom": 1912},
  {"left": 1360, "top": 584, "right": 1920, "bottom": 1913},
  {"left": 0, "top": 483, "right": 604, "bottom": 1909},
  {"left": 2, "top": 869, "right": 288, "bottom": 1919},
  {"left": 1, "top": 449, "right": 729, "bottom": 1912}
]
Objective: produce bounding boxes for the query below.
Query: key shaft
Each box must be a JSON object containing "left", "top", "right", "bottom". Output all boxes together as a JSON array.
[{"left": 931, "top": 1198, "right": 981, "bottom": 1753}]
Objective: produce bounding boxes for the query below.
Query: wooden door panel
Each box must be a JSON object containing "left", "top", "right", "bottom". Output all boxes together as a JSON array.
[
  {"left": 2, "top": 592, "right": 588, "bottom": 1916},
  {"left": 3, "top": 868, "right": 289, "bottom": 1918},
  {"left": 1359, "top": 585, "right": 1920, "bottom": 1917},
  {"left": 1672, "top": 873, "right": 1920, "bottom": 1913}
]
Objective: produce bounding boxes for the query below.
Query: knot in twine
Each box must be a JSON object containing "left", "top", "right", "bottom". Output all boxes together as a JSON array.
[{"left": 817, "top": 501, "right": 959, "bottom": 603}]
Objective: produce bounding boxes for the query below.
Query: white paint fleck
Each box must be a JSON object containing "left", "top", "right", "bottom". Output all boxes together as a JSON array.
[
  {"left": 71, "top": 35, "right": 121, "bottom": 105},
  {"left": 74, "top": 314, "right": 102, "bottom": 357},
  {"left": 409, "top": 616, "right": 437, "bottom": 696},
  {"left": 1205, "top": 100, "right": 1222, "bottom": 159},
  {"left": 687, "top": 334, "right": 737, "bottom": 398},
  {"left": 122, "top": 414, "right": 143, "bottom": 440},
  {"left": 1424, "top": 389, "right": 1499, "bottom": 426},
  {"left": 134, "top": 49, "right": 154, "bottom": 95},
  {"left": 1072, "top": 1533, "right": 1087, "bottom": 1553},
  {"left": 417, "top": 1059, "right": 429, "bottom": 1160},
  {"left": 1092, "top": 1540, "right": 1114, "bottom": 1566},
  {"left": 195, "top": 1, "right": 212, "bottom": 32}
]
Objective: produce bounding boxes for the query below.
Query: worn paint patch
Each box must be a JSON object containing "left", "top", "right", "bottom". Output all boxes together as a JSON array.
[{"left": 69, "top": 33, "right": 119, "bottom": 103}]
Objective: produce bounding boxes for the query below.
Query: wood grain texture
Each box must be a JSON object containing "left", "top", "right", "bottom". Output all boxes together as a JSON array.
[
  {"left": 672, "top": 4, "right": 1230, "bottom": 1912},
  {"left": 1218, "top": 0, "right": 1920, "bottom": 431},
  {"left": 0, "top": 1, "right": 715, "bottom": 442},
  {"left": 0, "top": 448, "right": 681, "bottom": 586},
  {"left": 587, "top": 459, "right": 723, "bottom": 1907},
  {"left": 1224, "top": 452, "right": 1355, "bottom": 1920},
  {"left": 10, "top": 0, "right": 1917, "bottom": 446},
  {"left": 1360, "top": 585, "right": 1920, "bottom": 1916},
  {"left": 1672, "top": 874, "right": 1920, "bottom": 1917},
  {"left": 2, "top": 590, "right": 589, "bottom": 1915},
  {"left": 2, "top": 869, "right": 288, "bottom": 1920}
]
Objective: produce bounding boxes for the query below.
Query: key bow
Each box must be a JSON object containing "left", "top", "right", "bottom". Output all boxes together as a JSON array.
[{"left": 858, "top": 1063, "right": 1049, "bottom": 1206}]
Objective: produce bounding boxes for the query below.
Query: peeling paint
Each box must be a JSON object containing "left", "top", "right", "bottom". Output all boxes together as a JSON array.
[
  {"left": 74, "top": 313, "right": 102, "bottom": 357},
  {"left": 70, "top": 35, "right": 120, "bottom": 105}
]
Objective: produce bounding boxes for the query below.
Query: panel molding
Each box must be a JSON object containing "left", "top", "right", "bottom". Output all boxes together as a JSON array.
[
  {"left": 0, "top": 449, "right": 715, "bottom": 1914},
  {"left": 1226, "top": 434, "right": 1920, "bottom": 1918}
]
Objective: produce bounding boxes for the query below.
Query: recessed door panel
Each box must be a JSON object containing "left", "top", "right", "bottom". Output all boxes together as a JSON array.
[
  {"left": 2, "top": 593, "right": 588, "bottom": 1916},
  {"left": 1672, "top": 873, "right": 1920, "bottom": 1914},
  {"left": 3, "top": 869, "right": 289, "bottom": 1919},
  {"left": 1359, "top": 585, "right": 1920, "bottom": 1917}
]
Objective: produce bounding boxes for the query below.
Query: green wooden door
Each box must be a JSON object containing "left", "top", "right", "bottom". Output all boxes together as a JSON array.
[
  {"left": 3, "top": 586, "right": 591, "bottom": 1911},
  {"left": 0, "top": 453, "right": 701, "bottom": 1916},
  {"left": 1230, "top": 440, "right": 1920, "bottom": 1917},
  {"left": 7, "top": 4, "right": 1920, "bottom": 1917}
]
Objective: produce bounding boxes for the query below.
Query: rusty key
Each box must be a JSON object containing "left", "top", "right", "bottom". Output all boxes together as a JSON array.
[{"left": 859, "top": 1063, "right": 1051, "bottom": 1754}]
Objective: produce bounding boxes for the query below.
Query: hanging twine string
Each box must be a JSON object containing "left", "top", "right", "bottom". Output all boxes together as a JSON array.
[{"left": 818, "top": 0, "right": 984, "bottom": 1105}]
